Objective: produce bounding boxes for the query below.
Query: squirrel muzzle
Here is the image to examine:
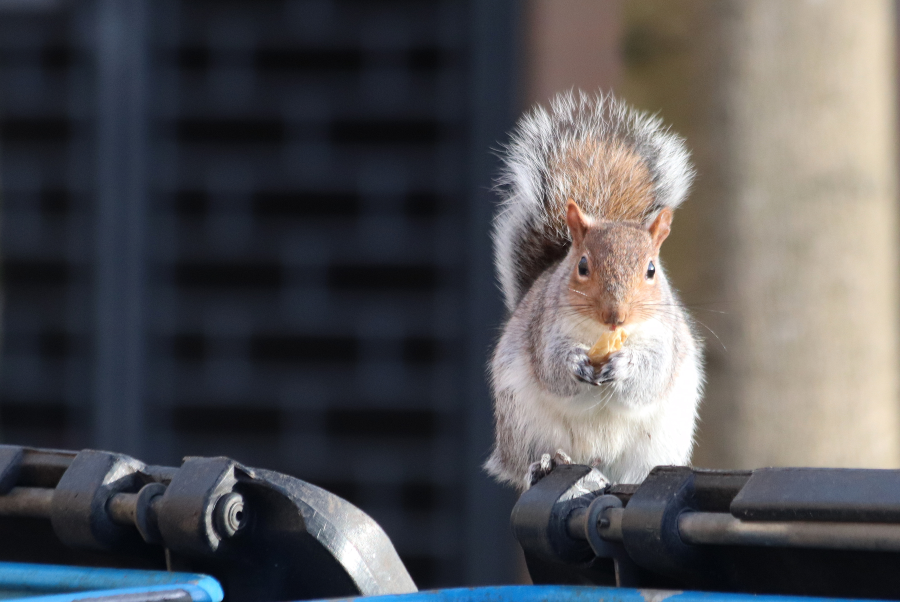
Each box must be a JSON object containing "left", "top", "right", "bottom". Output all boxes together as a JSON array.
[{"left": 600, "top": 306, "right": 628, "bottom": 329}]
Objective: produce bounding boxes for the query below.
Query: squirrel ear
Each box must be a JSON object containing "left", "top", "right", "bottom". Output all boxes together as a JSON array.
[
  {"left": 566, "top": 200, "right": 590, "bottom": 247},
  {"left": 648, "top": 208, "right": 673, "bottom": 250}
]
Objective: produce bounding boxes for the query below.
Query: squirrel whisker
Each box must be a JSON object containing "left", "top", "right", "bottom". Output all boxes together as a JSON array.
[{"left": 569, "top": 287, "right": 591, "bottom": 299}]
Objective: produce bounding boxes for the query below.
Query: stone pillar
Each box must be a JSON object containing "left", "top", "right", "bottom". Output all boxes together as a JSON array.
[{"left": 620, "top": 0, "right": 900, "bottom": 468}]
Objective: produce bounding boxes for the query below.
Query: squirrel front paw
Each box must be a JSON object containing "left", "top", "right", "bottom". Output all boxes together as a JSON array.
[
  {"left": 569, "top": 348, "right": 602, "bottom": 386},
  {"left": 596, "top": 348, "right": 632, "bottom": 383},
  {"left": 527, "top": 450, "right": 573, "bottom": 488}
]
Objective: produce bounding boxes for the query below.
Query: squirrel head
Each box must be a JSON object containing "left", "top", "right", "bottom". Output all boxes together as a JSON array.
[{"left": 564, "top": 200, "right": 672, "bottom": 331}]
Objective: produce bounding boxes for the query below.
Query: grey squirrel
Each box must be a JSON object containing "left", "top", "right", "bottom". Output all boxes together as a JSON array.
[{"left": 485, "top": 91, "right": 704, "bottom": 491}]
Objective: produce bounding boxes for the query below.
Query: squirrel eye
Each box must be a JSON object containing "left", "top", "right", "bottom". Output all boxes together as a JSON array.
[
  {"left": 646, "top": 260, "right": 656, "bottom": 280},
  {"left": 578, "top": 256, "right": 589, "bottom": 277}
]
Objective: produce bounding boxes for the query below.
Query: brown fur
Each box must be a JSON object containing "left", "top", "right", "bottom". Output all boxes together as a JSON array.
[
  {"left": 547, "top": 139, "right": 655, "bottom": 230},
  {"left": 567, "top": 221, "right": 662, "bottom": 330},
  {"left": 511, "top": 139, "right": 659, "bottom": 308}
]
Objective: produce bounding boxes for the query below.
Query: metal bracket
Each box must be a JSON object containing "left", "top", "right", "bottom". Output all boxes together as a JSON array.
[
  {"left": 0, "top": 445, "right": 417, "bottom": 601},
  {"left": 618, "top": 466, "right": 706, "bottom": 580},
  {"left": 50, "top": 450, "right": 148, "bottom": 550},
  {"left": 156, "top": 457, "right": 250, "bottom": 556},
  {"left": 583, "top": 494, "right": 639, "bottom": 587},
  {"left": 511, "top": 465, "right": 607, "bottom": 565}
]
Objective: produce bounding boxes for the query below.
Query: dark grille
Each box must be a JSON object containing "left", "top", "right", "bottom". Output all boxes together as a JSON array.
[{"left": 0, "top": 0, "right": 520, "bottom": 587}]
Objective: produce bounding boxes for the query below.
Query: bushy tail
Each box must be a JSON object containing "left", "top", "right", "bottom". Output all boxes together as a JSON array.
[{"left": 492, "top": 91, "right": 695, "bottom": 313}]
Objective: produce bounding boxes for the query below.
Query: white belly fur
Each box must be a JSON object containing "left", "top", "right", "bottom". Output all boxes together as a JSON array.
[{"left": 495, "top": 341, "right": 701, "bottom": 484}]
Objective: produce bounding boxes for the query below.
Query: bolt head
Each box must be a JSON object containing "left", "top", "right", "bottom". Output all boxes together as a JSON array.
[{"left": 214, "top": 491, "right": 248, "bottom": 538}]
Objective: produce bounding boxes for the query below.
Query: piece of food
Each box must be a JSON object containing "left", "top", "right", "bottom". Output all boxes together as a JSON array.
[{"left": 588, "top": 328, "right": 628, "bottom": 364}]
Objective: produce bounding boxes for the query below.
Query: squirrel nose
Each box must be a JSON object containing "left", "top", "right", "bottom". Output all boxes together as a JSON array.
[{"left": 601, "top": 307, "right": 627, "bottom": 329}]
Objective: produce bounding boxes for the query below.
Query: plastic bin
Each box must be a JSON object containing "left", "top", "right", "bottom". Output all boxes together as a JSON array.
[
  {"left": 314, "top": 586, "right": 891, "bottom": 602},
  {"left": 0, "top": 562, "right": 222, "bottom": 602}
]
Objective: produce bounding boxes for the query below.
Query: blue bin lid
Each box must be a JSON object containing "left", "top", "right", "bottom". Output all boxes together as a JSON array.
[
  {"left": 0, "top": 561, "right": 223, "bottom": 602},
  {"left": 312, "top": 585, "right": 895, "bottom": 602}
]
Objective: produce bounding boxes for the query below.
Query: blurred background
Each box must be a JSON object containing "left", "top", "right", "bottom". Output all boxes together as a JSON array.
[{"left": 0, "top": 0, "right": 897, "bottom": 590}]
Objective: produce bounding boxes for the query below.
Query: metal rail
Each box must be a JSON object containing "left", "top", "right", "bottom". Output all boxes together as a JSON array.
[
  {"left": 590, "top": 507, "right": 900, "bottom": 552},
  {"left": 678, "top": 512, "right": 900, "bottom": 552},
  {"left": 0, "top": 487, "right": 53, "bottom": 518}
]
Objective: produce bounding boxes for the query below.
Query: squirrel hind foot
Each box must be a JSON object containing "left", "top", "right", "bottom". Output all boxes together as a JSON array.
[{"left": 526, "top": 449, "right": 574, "bottom": 488}]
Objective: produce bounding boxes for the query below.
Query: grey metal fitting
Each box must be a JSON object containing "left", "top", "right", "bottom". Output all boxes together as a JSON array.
[{"left": 214, "top": 491, "right": 248, "bottom": 538}]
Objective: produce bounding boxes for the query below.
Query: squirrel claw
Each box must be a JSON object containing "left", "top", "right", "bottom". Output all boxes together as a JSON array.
[
  {"left": 596, "top": 350, "right": 629, "bottom": 383},
  {"left": 596, "top": 361, "right": 615, "bottom": 383},
  {"left": 572, "top": 350, "right": 602, "bottom": 386},
  {"left": 527, "top": 450, "right": 573, "bottom": 488}
]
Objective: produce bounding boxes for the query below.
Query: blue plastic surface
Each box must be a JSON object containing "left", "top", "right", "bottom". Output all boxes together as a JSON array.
[
  {"left": 0, "top": 562, "right": 223, "bottom": 602},
  {"left": 319, "top": 585, "right": 895, "bottom": 602}
]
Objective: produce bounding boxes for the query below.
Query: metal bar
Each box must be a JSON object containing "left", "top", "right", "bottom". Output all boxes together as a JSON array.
[
  {"left": 0, "top": 487, "right": 54, "bottom": 518},
  {"left": 107, "top": 492, "right": 138, "bottom": 526},
  {"left": 17, "top": 449, "right": 76, "bottom": 488},
  {"left": 678, "top": 512, "right": 900, "bottom": 552},
  {"left": 585, "top": 504, "right": 900, "bottom": 553},
  {"left": 599, "top": 507, "right": 624, "bottom": 542},
  {"left": 566, "top": 507, "right": 588, "bottom": 539},
  {"left": 145, "top": 465, "right": 178, "bottom": 484}
]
